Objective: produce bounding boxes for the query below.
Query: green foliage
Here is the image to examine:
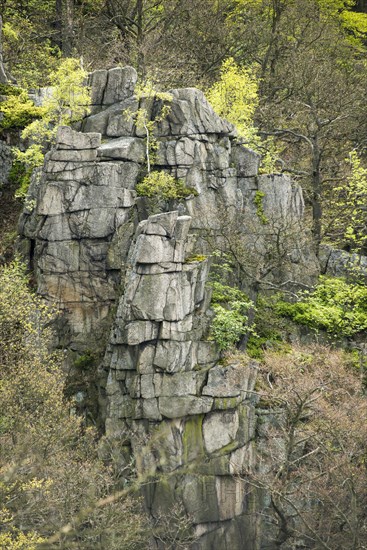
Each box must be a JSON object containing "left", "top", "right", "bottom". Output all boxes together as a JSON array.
[
  {"left": 276, "top": 276, "right": 367, "bottom": 337},
  {"left": 2, "top": 15, "right": 60, "bottom": 88},
  {"left": 207, "top": 57, "right": 258, "bottom": 139},
  {"left": 246, "top": 294, "right": 291, "bottom": 359},
  {"left": 210, "top": 280, "right": 253, "bottom": 351},
  {"left": 0, "top": 529, "right": 45, "bottom": 549},
  {"left": 0, "top": 90, "right": 44, "bottom": 131},
  {"left": 0, "top": 84, "right": 22, "bottom": 96},
  {"left": 206, "top": 57, "right": 279, "bottom": 172},
  {"left": 136, "top": 171, "right": 196, "bottom": 200},
  {"left": 12, "top": 58, "right": 90, "bottom": 198},
  {"left": 185, "top": 254, "right": 207, "bottom": 263},
  {"left": 254, "top": 190, "right": 268, "bottom": 224},
  {"left": 324, "top": 151, "right": 367, "bottom": 252},
  {"left": 0, "top": 260, "right": 151, "bottom": 548},
  {"left": 125, "top": 81, "right": 173, "bottom": 172}
]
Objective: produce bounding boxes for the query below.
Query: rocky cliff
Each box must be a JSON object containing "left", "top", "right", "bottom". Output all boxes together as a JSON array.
[{"left": 18, "top": 66, "right": 319, "bottom": 549}]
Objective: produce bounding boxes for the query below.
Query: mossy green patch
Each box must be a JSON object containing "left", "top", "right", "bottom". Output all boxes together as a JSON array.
[
  {"left": 211, "top": 439, "right": 239, "bottom": 457},
  {"left": 214, "top": 396, "right": 241, "bottom": 410},
  {"left": 185, "top": 254, "right": 207, "bottom": 263},
  {"left": 182, "top": 414, "right": 205, "bottom": 463}
]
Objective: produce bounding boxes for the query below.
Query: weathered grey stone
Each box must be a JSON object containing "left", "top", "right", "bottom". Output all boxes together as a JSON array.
[
  {"left": 82, "top": 108, "right": 110, "bottom": 135},
  {"left": 78, "top": 240, "right": 111, "bottom": 270},
  {"left": 155, "top": 88, "right": 235, "bottom": 137},
  {"left": 203, "top": 410, "right": 239, "bottom": 454},
  {"left": 69, "top": 208, "right": 116, "bottom": 239},
  {"left": 44, "top": 160, "right": 96, "bottom": 180},
  {"left": 215, "top": 476, "right": 247, "bottom": 521},
  {"left": 135, "top": 262, "right": 182, "bottom": 275},
  {"left": 73, "top": 185, "right": 136, "bottom": 211},
  {"left": 129, "top": 272, "right": 194, "bottom": 321},
  {"left": 38, "top": 270, "right": 117, "bottom": 304},
  {"left": 0, "top": 140, "right": 12, "bottom": 186},
  {"left": 136, "top": 344, "right": 155, "bottom": 374},
  {"left": 319, "top": 245, "right": 367, "bottom": 278},
  {"left": 237, "top": 403, "right": 256, "bottom": 446},
  {"left": 38, "top": 214, "right": 73, "bottom": 241},
  {"left": 182, "top": 475, "right": 220, "bottom": 523},
  {"left": 159, "top": 396, "right": 213, "bottom": 418},
  {"left": 160, "top": 316, "right": 193, "bottom": 341},
  {"left": 88, "top": 69, "right": 108, "bottom": 105},
  {"left": 229, "top": 442, "right": 256, "bottom": 475},
  {"left": 49, "top": 149, "right": 98, "bottom": 162},
  {"left": 97, "top": 137, "right": 145, "bottom": 162},
  {"left": 56, "top": 126, "right": 101, "bottom": 150},
  {"left": 238, "top": 176, "right": 258, "bottom": 195},
  {"left": 106, "top": 371, "right": 121, "bottom": 399},
  {"left": 37, "top": 181, "right": 71, "bottom": 216},
  {"left": 110, "top": 345, "right": 137, "bottom": 371},
  {"left": 18, "top": 67, "right": 321, "bottom": 550},
  {"left": 36, "top": 240, "right": 80, "bottom": 273},
  {"left": 96, "top": 162, "right": 139, "bottom": 189},
  {"left": 257, "top": 173, "right": 304, "bottom": 220},
  {"left": 232, "top": 143, "right": 261, "bottom": 177},
  {"left": 175, "top": 137, "right": 197, "bottom": 165},
  {"left": 134, "top": 234, "right": 176, "bottom": 264},
  {"left": 112, "top": 320, "right": 159, "bottom": 345},
  {"left": 109, "top": 394, "right": 143, "bottom": 419},
  {"left": 143, "top": 211, "right": 178, "bottom": 237},
  {"left": 213, "top": 396, "right": 243, "bottom": 410},
  {"left": 154, "top": 340, "right": 194, "bottom": 372},
  {"left": 103, "top": 66, "right": 138, "bottom": 105},
  {"left": 142, "top": 398, "right": 162, "bottom": 420},
  {"left": 125, "top": 372, "right": 141, "bottom": 397},
  {"left": 140, "top": 374, "right": 156, "bottom": 398},
  {"left": 197, "top": 342, "right": 219, "bottom": 365},
  {"left": 106, "top": 97, "right": 138, "bottom": 137},
  {"left": 202, "top": 362, "right": 258, "bottom": 398},
  {"left": 160, "top": 371, "right": 201, "bottom": 397}
]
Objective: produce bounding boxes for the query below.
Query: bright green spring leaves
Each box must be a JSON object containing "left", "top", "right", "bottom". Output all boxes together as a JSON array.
[
  {"left": 324, "top": 151, "right": 367, "bottom": 252},
  {"left": 10, "top": 58, "right": 90, "bottom": 198},
  {"left": 210, "top": 281, "right": 253, "bottom": 351},
  {"left": 0, "top": 87, "right": 44, "bottom": 131},
  {"left": 136, "top": 171, "right": 196, "bottom": 200},
  {"left": 207, "top": 57, "right": 258, "bottom": 141},
  {"left": 277, "top": 276, "right": 367, "bottom": 337},
  {"left": 206, "top": 57, "right": 278, "bottom": 172}
]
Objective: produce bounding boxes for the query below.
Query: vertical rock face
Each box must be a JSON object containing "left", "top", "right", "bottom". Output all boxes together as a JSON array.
[
  {"left": 0, "top": 140, "right": 12, "bottom": 187},
  {"left": 19, "top": 124, "right": 140, "bottom": 347},
  {"left": 18, "top": 66, "right": 320, "bottom": 548},
  {"left": 103, "top": 211, "right": 260, "bottom": 549},
  {"left": 19, "top": 66, "right": 318, "bottom": 347}
]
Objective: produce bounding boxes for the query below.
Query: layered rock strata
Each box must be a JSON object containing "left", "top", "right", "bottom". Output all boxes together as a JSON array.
[
  {"left": 19, "top": 66, "right": 318, "bottom": 349},
  {"left": 17, "top": 66, "right": 320, "bottom": 549},
  {"left": 103, "top": 211, "right": 260, "bottom": 549}
]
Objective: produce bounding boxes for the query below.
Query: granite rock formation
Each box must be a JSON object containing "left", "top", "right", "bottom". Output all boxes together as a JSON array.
[{"left": 18, "top": 66, "right": 320, "bottom": 548}]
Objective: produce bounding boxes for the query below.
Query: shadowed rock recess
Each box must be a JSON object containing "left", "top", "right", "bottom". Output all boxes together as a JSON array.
[{"left": 18, "top": 67, "right": 318, "bottom": 549}]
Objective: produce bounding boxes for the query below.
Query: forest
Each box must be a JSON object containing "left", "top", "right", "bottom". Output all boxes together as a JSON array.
[{"left": 0, "top": 1, "right": 367, "bottom": 549}]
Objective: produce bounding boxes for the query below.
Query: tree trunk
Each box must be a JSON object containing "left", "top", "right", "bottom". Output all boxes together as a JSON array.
[
  {"left": 54, "top": 0, "right": 63, "bottom": 50},
  {"left": 62, "top": 0, "right": 74, "bottom": 57},
  {"left": 0, "top": 16, "right": 8, "bottom": 83},
  {"left": 136, "top": 0, "right": 146, "bottom": 78},
  {"left": 311, "top": 136, "right": 322, "bottom": 254}
]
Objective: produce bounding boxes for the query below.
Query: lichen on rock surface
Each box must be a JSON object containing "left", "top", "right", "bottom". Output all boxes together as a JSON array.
[{"left": 17, "top": 65, "right": 319, "bottom": 549}]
